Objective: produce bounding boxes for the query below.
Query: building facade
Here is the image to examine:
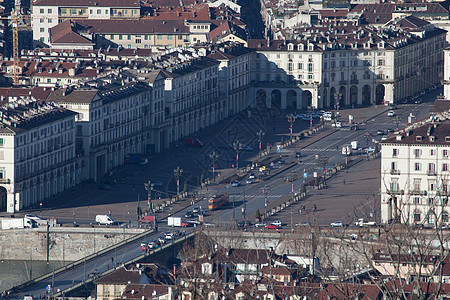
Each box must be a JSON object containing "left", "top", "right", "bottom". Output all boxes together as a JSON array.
[
  {"left": 380, "top": 122, "right": 450, "bottom": 226},
  {"left": 31, "top": 0, "right": 140, "bottom": 45},
  {"left": 0, "top": 98, "right": 77, "bottom": 213},
  {"left": 248, "top": 16, "right": 445, "bottom": 109}
]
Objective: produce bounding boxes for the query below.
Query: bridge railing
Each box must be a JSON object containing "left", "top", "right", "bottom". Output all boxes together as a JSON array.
[{"left": 53, "top": 231, "right": 196, "bottom": 298}]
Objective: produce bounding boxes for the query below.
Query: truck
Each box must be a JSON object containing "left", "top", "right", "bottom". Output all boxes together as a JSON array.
[
  {"left": 0, "top": 217, "right": 33, "bottom": 229},
  {"left": 167, "top": 217, "right": 188, "bottom": 227},
  {"left": 184, "top": 138, "right": 203, "bottom": 147},
  {"left": 342, "top": 145, "right": 352, "bottom": 156},
  {"left": 125, "top": 153, "right": 142, "bottom": 163},
  {"left": 208, "top": 194, "right": 229, "bottom": 210},
  {"left": 351, "top": 141, "right": 359, "bottom": 150},
  {"left": 355, "top": 218, "right": 376, "bottom": 227},
  {"left": 96, "top": 214, "right": 116, "bottom": 225}
]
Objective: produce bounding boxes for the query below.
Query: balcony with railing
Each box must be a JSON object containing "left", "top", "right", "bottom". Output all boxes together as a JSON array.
[
  {"left": 410, "top": 189, "right": 427, "bottom": 196},
  {"left": 390, "top": 169, "right": 401, "bottom": 175},
  {"left": 387, "top": 189, "right": 404, "bottom": 195},
  {"left": 427, "top": 170, "right": 437, "bottom": 176}
]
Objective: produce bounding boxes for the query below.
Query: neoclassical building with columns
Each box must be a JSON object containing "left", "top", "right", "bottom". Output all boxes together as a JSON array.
[{"left": 248, "top": 15, "right": 445, "bottom": 110}]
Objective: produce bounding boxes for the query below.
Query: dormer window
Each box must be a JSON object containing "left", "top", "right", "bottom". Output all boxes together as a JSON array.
[
  {"left": 446, "top": 136, "right": 450, "bottom": 143},
  {"left": 416, "top": 136, "right": 423, "bottom": 141},
  {"left": 429, "top": 136, "right": 435, "bottom": 142}
]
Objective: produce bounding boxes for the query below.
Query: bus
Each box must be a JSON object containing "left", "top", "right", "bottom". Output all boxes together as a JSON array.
[{"left": 208, "top": 194, "right": 229, "bottom": 210}]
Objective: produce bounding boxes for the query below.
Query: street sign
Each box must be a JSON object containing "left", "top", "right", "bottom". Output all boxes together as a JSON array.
[{"left": 277, "top": 145, "right": 281, "bottom": 152}]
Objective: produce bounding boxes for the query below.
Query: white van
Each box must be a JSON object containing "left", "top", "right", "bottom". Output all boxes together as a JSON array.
[{"left": 96, "top": 214, "right": 115, "bottom": 225}]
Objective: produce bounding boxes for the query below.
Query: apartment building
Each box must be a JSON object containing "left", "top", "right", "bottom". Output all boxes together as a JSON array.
[
  {"left": 47, "top": 18, "right": 210, "bottom": 50},
  {"left": 31, "top": 0, "right": 140, "bottom": 45},
  {"left": 47, "top": 81, "right": 159, "bottom": 182},
  {"left": 0, "top": 98, "right": 77, "bottom": 213},
  {"left": 380, "top": 121, "right": 450, "bottom": 225},
  {"left": 248, "top": 16, "right": 445, "bottom": 109},
  {"left": 207, "top": 42, "right": 254, "bottom": 117},
  {"left": 159, "top": 55, "right": 220, "bottom": 143}
]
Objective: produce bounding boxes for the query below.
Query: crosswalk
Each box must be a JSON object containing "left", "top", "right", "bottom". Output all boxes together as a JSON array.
[{"left": 302, "top": 148, "right": 339, "bottom": 152}]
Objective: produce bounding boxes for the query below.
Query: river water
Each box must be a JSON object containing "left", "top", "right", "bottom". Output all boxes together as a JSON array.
[{"left": 0, "top": 260, "right": 69, "bottom": 293}]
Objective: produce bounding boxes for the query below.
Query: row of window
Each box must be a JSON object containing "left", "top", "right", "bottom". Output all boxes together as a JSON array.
[
  {"left": 109, "top": 34, "right": 187, "bottom": 41},
  {"left": 392, "top": 148, "right": 449, "bottom": 157}
]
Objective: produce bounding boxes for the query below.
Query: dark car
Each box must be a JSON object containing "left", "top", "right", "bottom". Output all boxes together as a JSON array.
[
  {"left": 295, "top": 151, "right": 302, "bottom": 158},
  {"left": 184, "top": 211, "right": 194, "bottom": 218},
  {"left": 350, "top": 125, "right": 359, "bottom": 131}
]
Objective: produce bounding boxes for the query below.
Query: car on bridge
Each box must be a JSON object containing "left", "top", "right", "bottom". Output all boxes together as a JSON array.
[
  {"left": 271, "top": 220, "right": 282, "bottom": 227},
  {"left": 265, "top": 224, "right": 279, "bottom": 229},
  {"left": 331, "top": 221, "right": 343, "bottom": 227}
]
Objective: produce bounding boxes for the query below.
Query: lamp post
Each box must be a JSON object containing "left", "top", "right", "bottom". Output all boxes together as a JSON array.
[
  {"left": 173, "top": 166, "right": 183, "bottom": 195},
  {"left": 364, "top": 133, "right": 371, "bottom": 161},
  {"left": 286, "top": 114, "right": 296, "bottom": 140},
  {"left": 334, "top": 93, "right": 342, "bottom": 113},
  {"left": 262, "top": 184, "right": 270, "bottom": 220},
  {"left": 209, "top": 151, "right": 219, "bottom": 182},
  {"left": 316, "top": 155, "right": 329, "bottom": 187},
  {"left": 256, "top": 129, "right": 265, "bottom": 157},
  {"left": 144, "top": 181, "right": 154, "bottom": 215},
  {"left": 233, "top": 140, "right": 242, "bottom": 169}
]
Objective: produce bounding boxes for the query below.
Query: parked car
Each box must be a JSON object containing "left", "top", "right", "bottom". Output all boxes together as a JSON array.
[
  {"left": 331, "top": 122, "right": 342, "bottom": 128},
  {"left": 231, "top": 181, "right": 240, "bottom": 187},
  {"left": 271, "top": 220, "right": 282, "bottom": 226},
  {"left": 331, "top": 221, "right": 343, "bottom": 227}
]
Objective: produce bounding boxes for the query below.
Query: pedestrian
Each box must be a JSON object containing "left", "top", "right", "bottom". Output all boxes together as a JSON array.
[
  {"left": 343, "top": 179, "right": 346, "bottom": 185},
  {"left": 111, "top": 257, "right": 114, "bottom": 265}
]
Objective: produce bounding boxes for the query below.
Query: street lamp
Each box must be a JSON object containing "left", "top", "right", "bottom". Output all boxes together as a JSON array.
[
  {"left": 233, "top": 140, "right": 242, "bottom": 169},
  {"left": 286, "top": 114, "right": 296, "bottom": 140},
  {"left": 262, "top": 184, "right": 270, "bottom": 219},
  {"left": 363, "top": 133, "right": 371, "bottom": 161},
  {"left": 174, "top": 166, "right": 183, "bottom": 195},
  {"left": 144, "top": 181, "right": 154, "bottom": 215},
  {"left": 316, "top": 155, "right": 329, "bottom": 187},
  {"left": 256, "top": 129, "right": 265, "bottom": 157},
  {"left": 209, "top": 151, "right": 219, "bottom": 182},
  {"left": 334, "top": 93, "right": 342, "bottom": 113}
]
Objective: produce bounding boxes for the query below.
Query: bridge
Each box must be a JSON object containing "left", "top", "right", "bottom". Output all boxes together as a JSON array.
[{"left": 5, "top": 230, "right": 196, "bottom": 300}]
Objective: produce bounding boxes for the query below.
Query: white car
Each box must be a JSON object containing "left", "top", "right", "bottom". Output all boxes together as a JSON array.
[
  {"left": 248, "top": 173, "right": 256, "bottom": 179},
  {"left": 246, "top": 178, "right": 253, "bottom": 184},
  {"left": 255, "top": 223, "right": 266, "bottom": 228},
  {"left": 331, "top": 122, "right": 342, "bottom": 128},
  {"left": 387, "top": 110, "right": 396, "bottom": 117},
  {"left": 331, "top": 221, "right": 343, "bottom": 227},
  {"left": 271, "top": 220, "right": 282, "bottom": 227}
]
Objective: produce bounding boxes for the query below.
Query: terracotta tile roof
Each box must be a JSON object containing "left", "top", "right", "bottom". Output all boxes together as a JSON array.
[
  {"left": 382, "top": 122, "right": 450, "bottom": 145},
  {"left": 319, "top": 9, "right": 350, "bottom": 18},
  {"left": 50, "top": 20, "right": 94, "bottom": 45},
  {"left": 353, "top": 3, "right": 448, "bottom": 24},
  {"left": 261, "top": 265, "right": 292, "bottom": 276},
  {"left": 209, "top": 20, "right": 246, "bottom": 42},
  {"left": 0, "top": 60, "right": 100, "bottom": 78},
  {"left": 123, "top": 284, "right": 175, "bottom": 299},
  {"left": 0, "top": 87, "right": 51, "bottom": 101},
  {"left": 47, "top": 88, "right": 99, "bottom": 104},
  {"left": 33, "top": 0, "right": 139, "bottom": 7},
  {"left": 74, "top": 19, "right": 189, "bottom": 34}
]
